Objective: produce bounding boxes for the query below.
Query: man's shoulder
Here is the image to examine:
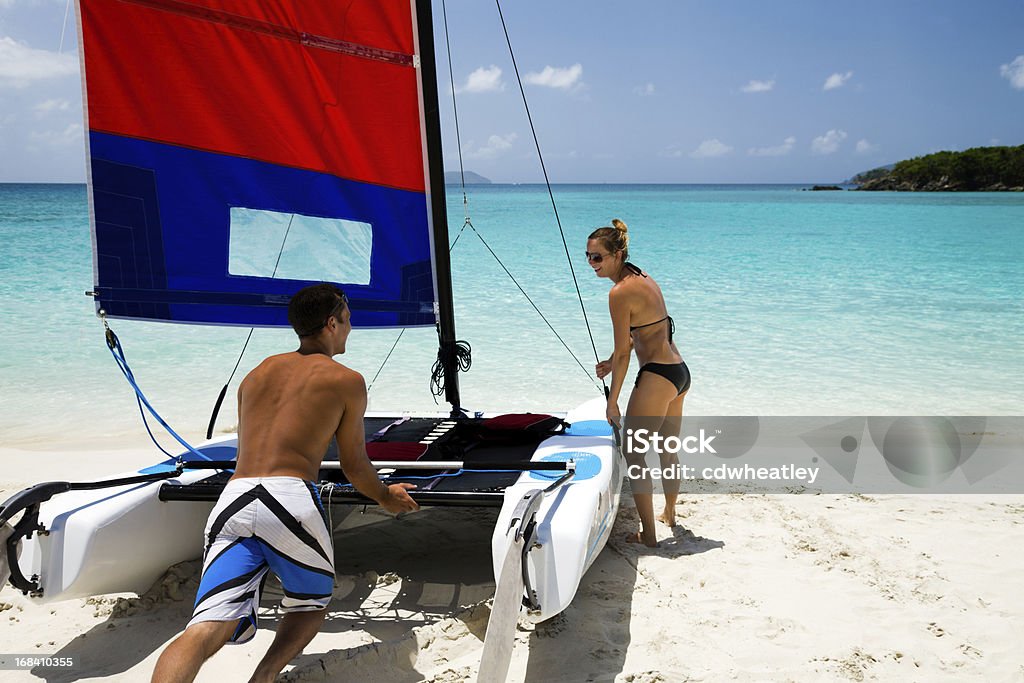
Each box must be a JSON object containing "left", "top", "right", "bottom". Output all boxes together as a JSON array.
[
  {"left": 296, "top": 356, "right": 364, "bottom": 392},
  {"left": 247, "top": 353, "right": 363, "bottom": 384},
  {"left": 327, "top": 361, "right": 364, "bottom": 385}
]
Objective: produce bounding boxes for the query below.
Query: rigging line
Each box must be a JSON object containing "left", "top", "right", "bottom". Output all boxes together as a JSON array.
[
  {"left": 377, "top": 1, "right": 599, "bottom": 396},
  {"left": 440, "top": 0, "right": 470, "bottom": 223},
  {"left": 367, "top": 328, "right": 406, "bottom": 392},
  {"left": 493, "top": 0, "right": 603, "bottom": 371},
  {"left": 115, "top": 333, "right": 175, "bottom": 457},
  {"left": 440, "top": 0, "right": 596, "bottom": 392},
  {"left": 206, "top": 213, "right": 298, "bottom": 439},
  {"left": 448, "top": 217, "right": 471, "bottom": 252},
  {"left": 462, "top": 219, "right": 599, "bottom": 389},
  {"left": 374, "top": 213, "right": 475, "bottom": 393},
  {"left": 105, "top": 326, "right": 209, "bottom": 460},
  {"left": 58, "top": 0, "right": 71, "bottom": 53},
  {"left": 373, "top": 219, "right": 474, "bottom": 392},
  {"left": 440, "top": 0, "right": 475, "bottom": 255},
  {"left": 269, "top": 213, "right": 298, "bottom": 277}
]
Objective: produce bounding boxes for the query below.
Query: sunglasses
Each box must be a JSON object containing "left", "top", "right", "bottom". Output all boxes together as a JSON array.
[
  {"left": 585, "top": 251, "right": 614, "bottom": 264},
  {"left": 298, "top": 292, "right": 349, "bottom": 337},
  {"left": 326, "top": 293, "right": 348, "bottom": 320}
]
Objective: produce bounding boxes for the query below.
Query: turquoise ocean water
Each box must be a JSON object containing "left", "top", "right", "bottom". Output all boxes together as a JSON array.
[{"left": 1, "top": 183, "right": 1021, "bottom": 449}]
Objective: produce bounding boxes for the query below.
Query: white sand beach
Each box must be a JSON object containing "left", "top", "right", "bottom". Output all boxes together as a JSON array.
[{"left": 2, "top": 446, "right": 1023, "bottom": 682}]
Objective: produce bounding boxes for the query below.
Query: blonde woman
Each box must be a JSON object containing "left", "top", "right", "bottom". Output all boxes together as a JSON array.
[{"left": 589, "top": 219, "right": 690, "bottom": 547}]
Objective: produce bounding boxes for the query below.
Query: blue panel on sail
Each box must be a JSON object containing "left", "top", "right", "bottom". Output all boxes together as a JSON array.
[{"left": 89, "top": 132, "right": 436, "bottom": 328}]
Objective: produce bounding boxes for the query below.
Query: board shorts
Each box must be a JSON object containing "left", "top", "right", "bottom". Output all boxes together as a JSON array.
[{"left": 188, "top": 477, "right": 334, "bottom": 644}]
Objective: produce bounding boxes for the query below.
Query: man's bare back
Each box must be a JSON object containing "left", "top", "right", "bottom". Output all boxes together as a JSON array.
[
  {"left": 233, "top": 352, "right": 355, "bottom": 482},
  {"left": 229, "top": 298, "right": 417, "bottom": 512}
]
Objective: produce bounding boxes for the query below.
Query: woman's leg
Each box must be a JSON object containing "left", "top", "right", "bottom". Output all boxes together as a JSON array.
[
  {"left": 657, "top": 390, "right": 686, "bottom": 526},
  {"left": 624, "top": 372, "right": 678, "bottom": 547}
]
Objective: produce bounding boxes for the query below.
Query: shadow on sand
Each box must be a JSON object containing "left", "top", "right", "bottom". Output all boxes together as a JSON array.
[
  {"left": 37, "top": 506, "right": 497, "bottom": 682},
  {"left": 38, "top": 491, "right": 723, "bottom": 682},
  {"left": 520, "top": 484, "right": 723, "bottom": 683}
]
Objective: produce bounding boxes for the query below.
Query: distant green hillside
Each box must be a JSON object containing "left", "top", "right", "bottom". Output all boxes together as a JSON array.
[
  {"left": 849, "top": 164, "right": 894, "bottom": 184},
  {"left": 444, "top": 170, "right": 491, "bottom": 184},
  {"left": 855, "top": 146, "right": 1024, "bottom": 191}
]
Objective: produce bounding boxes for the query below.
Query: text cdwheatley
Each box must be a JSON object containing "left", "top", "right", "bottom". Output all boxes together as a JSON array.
[{"left": 627, "top": 463, "right": 820, "bottom": 485}]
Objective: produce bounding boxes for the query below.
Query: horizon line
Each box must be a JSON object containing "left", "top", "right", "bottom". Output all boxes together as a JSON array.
[{"left": 0, "top": 180, "right": 857, "bottom": 186}]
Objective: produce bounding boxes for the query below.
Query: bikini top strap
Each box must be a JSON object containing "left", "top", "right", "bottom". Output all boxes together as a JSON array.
[
  {"left": 624, "top": 262, "right": 646, "bottom": 277},
  {"left": 630, "top": 315, "right": 669, "bottom": 332}
]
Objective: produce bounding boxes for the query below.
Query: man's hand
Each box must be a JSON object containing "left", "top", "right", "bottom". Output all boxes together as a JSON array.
[
  {"left": 379, "top": 482, "right": 420, "bottom": 514},
  {"left": 595, "top": 359, "right": 612, "bottom": 380}
]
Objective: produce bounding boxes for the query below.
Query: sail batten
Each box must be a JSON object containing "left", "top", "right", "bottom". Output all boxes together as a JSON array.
[
  {"left": 109, "top": 0, "right": 416, "bottom": 66},
  {"left": 79, "top": 0, "right": 440, "bottom": 328}
]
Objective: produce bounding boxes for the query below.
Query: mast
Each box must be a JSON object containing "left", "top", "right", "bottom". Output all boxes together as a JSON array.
[{"left": 415, "top": 0, "right": 462, "bottom": 414}]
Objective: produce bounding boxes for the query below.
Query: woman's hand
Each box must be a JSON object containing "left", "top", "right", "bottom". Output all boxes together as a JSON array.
[
  {"left": 606, "top": 401, "right": 621, "bottom": 427},
  {"left": 595, "top": 359, "right": 612, "bottom": 380}
]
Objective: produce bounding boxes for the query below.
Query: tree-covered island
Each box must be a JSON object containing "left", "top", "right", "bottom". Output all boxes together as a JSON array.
[{"left": 854, "top": 145, "right": 1024, "bottom": 191}]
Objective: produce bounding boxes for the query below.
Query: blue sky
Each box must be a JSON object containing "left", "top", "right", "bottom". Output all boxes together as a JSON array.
[{"left": 0, "top": 0, "right": 1022, "bottom": 183}]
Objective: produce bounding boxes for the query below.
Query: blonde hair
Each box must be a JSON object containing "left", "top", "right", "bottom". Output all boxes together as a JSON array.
[{"left": 588, "top": 218, "right": 629, "bottom": 260}]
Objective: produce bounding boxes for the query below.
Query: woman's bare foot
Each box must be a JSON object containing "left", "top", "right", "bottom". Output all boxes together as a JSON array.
[
  {"left": 624, "top": 530, "right": 659, "bottom": 548},
  {"left": 657, "top": 510, "right": 677, "bottom": 527}
]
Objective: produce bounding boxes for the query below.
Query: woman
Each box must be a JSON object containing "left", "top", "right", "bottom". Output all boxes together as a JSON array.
[{"left": 589, "top": 219, "right": 691, "bottom": 547}]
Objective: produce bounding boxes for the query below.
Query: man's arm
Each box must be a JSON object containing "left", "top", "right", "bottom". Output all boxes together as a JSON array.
[{"left": 335, "top": 371, "right": 419, "bottom": 514}]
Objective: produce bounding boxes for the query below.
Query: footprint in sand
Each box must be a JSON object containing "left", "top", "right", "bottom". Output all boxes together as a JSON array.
[
  {"left": 427, "top": 666, "right": 473, "bottom": 682},
  {"left": 622, "top": 672, "right": 666, "bottom": 683},
  {"left": 959, "top": 643, "right": 982, "bottom": 659}
]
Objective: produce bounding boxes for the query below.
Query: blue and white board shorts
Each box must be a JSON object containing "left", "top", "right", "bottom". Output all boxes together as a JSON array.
[{"left": 188, "top": 477, "right": 334, "bottom": 644}]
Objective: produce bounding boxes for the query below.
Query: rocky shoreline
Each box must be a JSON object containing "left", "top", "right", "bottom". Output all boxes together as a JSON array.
[{"left": 857, "top": 176, "right": 1024, "bottom": 192}]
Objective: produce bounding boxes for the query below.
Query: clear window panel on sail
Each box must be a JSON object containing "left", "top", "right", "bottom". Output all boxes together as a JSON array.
[{"left": 228, "top": 208, "right": 372, "bottom": 285}]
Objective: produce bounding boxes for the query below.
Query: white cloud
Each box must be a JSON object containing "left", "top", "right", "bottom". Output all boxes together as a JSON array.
[
  {"left": 634, "top": 82, "right": 655, "bottom": 96},
  {"left": 0, "top": 37, "right": 78, "bottom": 88},
  {"left": 467, "top": 132, "right": 517, "bottom": 159},
  {"left": 741, "top": 79, "right": 775, "bottom": 93},
  {"left": 811, "top": 129, "right": 847, "bottom": 154},
  {"left": 990, "top": 138, "right": 1001, "bottom": 145},
  {"left": 855, "top": 139, "right": 878, "bottom": 154},
  {"left": 690, "top": 139, "right": 733, "bottom": 159},
  {"left": 748, "top": 136, "right": 796, "bottom": 157},
  {"left": 1000, "top": 55, "right": 1024, "bottom": 90},
  {"left": 456, "top": 65, "right": 503, "bottom": 94},
  {"left": 658, "top": 145, "right": 685, "bottom": 158},
  {"left": 28, "top": 122, "right": 83, "bottom": 148},
  {"left": 524, "top": 63, "right": 583, "bottom": 89},
  {"left": 823, "top": 70, "right": 853, "bottom": 91},
  {"left": 33, "top": 98, "right": 71, "bottom": 116}
]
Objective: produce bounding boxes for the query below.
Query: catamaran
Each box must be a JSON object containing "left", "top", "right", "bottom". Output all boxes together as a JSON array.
[{"left": 0, "top": 0, "right": 622, "bottom": 678}]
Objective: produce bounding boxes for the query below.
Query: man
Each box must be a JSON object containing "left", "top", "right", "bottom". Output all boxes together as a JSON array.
[{"left": 152, "top": 283, "right": 419, "bottom": 683}]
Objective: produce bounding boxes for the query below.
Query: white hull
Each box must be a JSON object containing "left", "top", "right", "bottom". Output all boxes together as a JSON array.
[
  {"left": 490, "top": 397, "right": 622, "bottom": 622},
  {"left": 5, "top": 402, "right": 621, "bottom": 620},
  {"left": 23, "top": 473, "right": 215, "bottom": 603}
]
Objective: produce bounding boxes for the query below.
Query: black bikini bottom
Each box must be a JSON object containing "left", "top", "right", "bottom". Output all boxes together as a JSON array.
[{"left": 636, "top": 361, "right": 691, "bottom": 396}]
